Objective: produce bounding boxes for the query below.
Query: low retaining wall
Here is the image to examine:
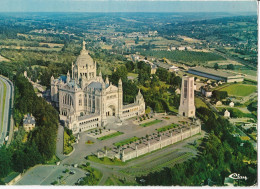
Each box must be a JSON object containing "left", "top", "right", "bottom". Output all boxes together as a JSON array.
[{"left": 6, "top": 173, "right": 22, "bottom": 185}]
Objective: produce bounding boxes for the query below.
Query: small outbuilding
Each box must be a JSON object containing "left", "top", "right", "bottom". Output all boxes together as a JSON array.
[
  {"left": 229, "top": 101, "right": 234, "bottom": 107},
  {"left": 216, "top": 101, "right": 222, "bottom": 106},
  {"left": 224, "top": 110, "right": 230, "bottom": 118},
  {"left": 23, "top": 113, "right": 36, "bottom": 132}
]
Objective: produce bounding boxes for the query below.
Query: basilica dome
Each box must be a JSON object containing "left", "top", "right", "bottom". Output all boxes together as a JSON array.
[{"left": 75, "top": 42, "right": 94, "bottom": 68}]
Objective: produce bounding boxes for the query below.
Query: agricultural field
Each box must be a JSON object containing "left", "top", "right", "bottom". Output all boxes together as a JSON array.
[
  {"left": 140, "top": 50, "right": 226, "bottom": 65},
  {"left": 178, "top": 35, "right": 202, "bottom": 43},
  {"left": 148, "top": 36, "right": 182, "bottom": 47},
  {"left": 219, "top": 84, "right": 257, "bottom": 97},
  {"left": 0, "top": 48, "right": 76, "bottom": 64},
  {"left": 39, "top": 42, "right": 64, "bottom": 48},
  {"left": 100, "top": 44, "right": 113, "bottom": 50},
  {"left": 207, "top": 59, "right": 243, "bottom": 66},
  {"left": 0, "top": 45, "right": 62, "bottom": 52},
  {"left": 237, "top": 69, "right": 257, "bottom": 77},
  {"left": 0, "top": 55, "right": 9, "bottom": 62}
]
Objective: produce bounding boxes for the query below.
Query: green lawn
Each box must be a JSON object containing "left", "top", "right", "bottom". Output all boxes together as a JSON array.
[
  {"left": 157, "top": 123, "right": 179, "bottom": 132},
  {"left": 121, "top": 152, "right": 193, "bottom": 176},
  {"left": 127, "top": 72, "right": 138, "bottom": 79},
  {"left": 153, "top": 152, "right": 193, "bottom": 172},
  {"left": 63, "top": 131, "right": 73, "bottom": 155},
  {"left": 140, "top": 119, "right": 162, "bottom": 127},
  {"left": 104, "top": 177, "right": 114, "bottom": 186},
  {"left": 114, "top": 136, "right": 140, "bottom": 147},
  {"left": 0, "top": 80, "right": 7, "bottom": 132},
  {"left": 78, "top": 165, "right": 103, "bottom": 185},
  {"left": 98, "top": 131, "right": 123, "bottom": 141},
  {"left": 219, "top": 84, "right": 257, "bottom": 96},
  {"left": 86, "top": 155, "right": 126, "bottom": 166},
  {"left": 195, "top": 97, "right": 208, "bottom": 109},
  {"left": 46, "top": 155, "right": 60, "bottom": 165},
  {"left": 105, "top": 176, "right": 136, "bottom": 186},
  {"left": 217, "top": 107, "right": 256, "bottom": 120}
]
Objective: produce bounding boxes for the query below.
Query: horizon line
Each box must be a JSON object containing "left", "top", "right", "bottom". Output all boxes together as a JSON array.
[{"left": 0, "top": 11, "right": 257, "bottom": 13}]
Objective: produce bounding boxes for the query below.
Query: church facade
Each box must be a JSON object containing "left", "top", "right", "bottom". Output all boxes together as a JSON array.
[{"left": 51, "top": 42, "right": 145, "bottom": 134}]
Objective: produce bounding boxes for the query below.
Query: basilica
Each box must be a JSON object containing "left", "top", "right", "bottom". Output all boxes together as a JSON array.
[{"left": 51, "top": 41, "right": 145, "bottom": 134}]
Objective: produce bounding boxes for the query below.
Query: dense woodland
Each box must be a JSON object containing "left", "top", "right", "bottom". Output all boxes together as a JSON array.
[
  {"left": 0, "top": 74, "right": 59, "bottom": 181},
  {"left": 107, "top": 61, "right": 181, "bottom": 113}
]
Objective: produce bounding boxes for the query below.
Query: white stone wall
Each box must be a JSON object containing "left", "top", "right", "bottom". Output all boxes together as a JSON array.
[{"left": 121, "top": 125, "right": 201, "bottom": 162}]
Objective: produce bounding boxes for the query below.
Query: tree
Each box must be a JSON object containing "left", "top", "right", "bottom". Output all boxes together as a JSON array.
[
  {"left": 123, "top": 80, "right": 138, "bottom": 103},
  {"left": 212, "top": 90, "right": 228, "bottom": 100},
  {"left": 227, "top": 64, "right": 235, "bottom": 70},
  {"left": 156, "top": 67, "right": 169, "bottom": 82},
  {"left": 135, "top": 36, "right": 139, "bottom": 44},
  {"left": 110, "top": 65, "right": 128, "bottom": 84},
  {"left": 0, "top": 146, "right": 12, "bottom": 178},
  {"left": 125, "top": 61, "right": 134, "bottom": 72},
  {"left": 154, "top": 101, "right": 164, "bottom": 113},
  {"left": 214, "top": 63, "right": 219, "bottom": 70}
]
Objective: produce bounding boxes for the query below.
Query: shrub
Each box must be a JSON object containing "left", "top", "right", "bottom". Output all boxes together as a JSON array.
[{"left": 51, "top": 181, "right": 58, "bottom": 185}]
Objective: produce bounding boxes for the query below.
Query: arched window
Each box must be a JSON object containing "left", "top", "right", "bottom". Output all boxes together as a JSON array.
[
  {"left": 63, "top": 94, "right": 73, "bottom": 106},
  {"left": 79, "top": 99, "right": 82, "bottom": 106}
]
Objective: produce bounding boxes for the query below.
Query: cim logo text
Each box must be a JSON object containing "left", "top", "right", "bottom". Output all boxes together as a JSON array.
[{"left": 229, "top": 173, "right": 248, "bottom": 180}]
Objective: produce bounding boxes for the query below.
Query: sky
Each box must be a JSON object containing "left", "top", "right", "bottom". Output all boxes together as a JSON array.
[{"left": 0, "top": 0, "right": 257, "bottom": 13}]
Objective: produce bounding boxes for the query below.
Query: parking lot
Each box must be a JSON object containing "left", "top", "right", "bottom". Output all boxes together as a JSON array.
[{"left": 16, "top": 165, "right": 86, "bottom": 185}]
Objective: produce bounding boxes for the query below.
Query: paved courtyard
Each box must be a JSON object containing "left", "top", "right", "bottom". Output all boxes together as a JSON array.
[{"left": 16, "top": 114, "right": 204, "bottom": 185}]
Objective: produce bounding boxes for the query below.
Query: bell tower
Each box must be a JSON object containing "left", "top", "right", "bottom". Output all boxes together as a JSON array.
[{"left": 178, "top": 76, "right": 195, "bottom": 117}]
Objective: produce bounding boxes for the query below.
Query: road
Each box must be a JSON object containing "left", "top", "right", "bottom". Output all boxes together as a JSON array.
[
  {"left": 0, "top": 75, "right": 14, "bottom": 146},
  {"left": 56, "top": 123, "right": 67, "bottom": 161}
]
